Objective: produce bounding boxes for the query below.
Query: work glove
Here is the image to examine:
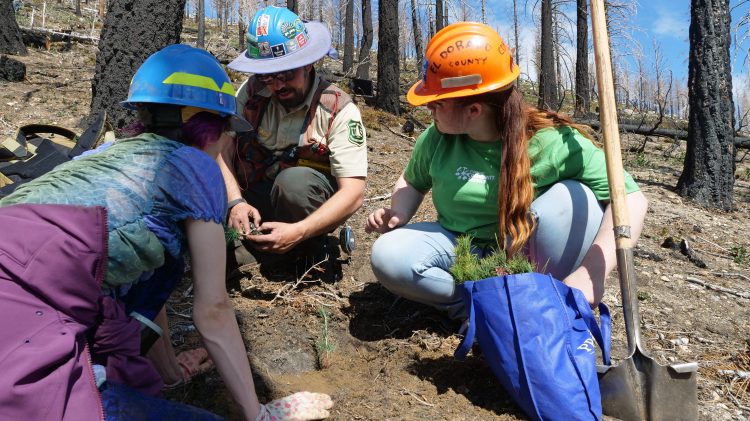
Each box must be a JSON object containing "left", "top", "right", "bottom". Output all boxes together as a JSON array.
[{"left": 254, "top": 392, "right": 333, "bottom": 421}]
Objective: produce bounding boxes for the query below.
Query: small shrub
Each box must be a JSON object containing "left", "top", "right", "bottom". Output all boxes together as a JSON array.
[
  {"left": 731, "top": 246, "right": 748, "bottom": 265},
  {"left": 450, "top": 235, "right": 535, "bottom": 284},
  {"left": 360, "top": 106, "right": 402, "bottom": 132},
  {"left": 627, "top": 152, "right": 653, "bottom": 169}
]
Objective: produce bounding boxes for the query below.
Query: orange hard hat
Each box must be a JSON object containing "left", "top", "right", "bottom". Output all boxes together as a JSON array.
[{"left": 407, "top": 22, "right": 520, "bottom": 106}]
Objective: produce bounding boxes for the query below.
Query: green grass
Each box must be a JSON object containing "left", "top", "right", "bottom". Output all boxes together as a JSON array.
[{"left": 449, "top": 235, "right": 535, "bottom": 284}]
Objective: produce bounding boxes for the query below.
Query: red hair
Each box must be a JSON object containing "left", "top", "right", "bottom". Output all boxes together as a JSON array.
[{"left": 456, "top": 86, "right": 595, "bottom": 256}]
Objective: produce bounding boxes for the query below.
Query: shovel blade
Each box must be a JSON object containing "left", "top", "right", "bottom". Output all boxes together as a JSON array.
[{"left": 598, "top": 351, "right": 698, "bottom": 421}]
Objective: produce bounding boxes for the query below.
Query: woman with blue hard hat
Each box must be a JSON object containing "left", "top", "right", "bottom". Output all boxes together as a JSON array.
[{"left": 0, "top": 44, "right": 333, "bottom": 420}]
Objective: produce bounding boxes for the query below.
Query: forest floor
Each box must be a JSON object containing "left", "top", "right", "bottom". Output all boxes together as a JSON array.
[{"left": 2, "top": 7, "right": 750, "bottom": 420}]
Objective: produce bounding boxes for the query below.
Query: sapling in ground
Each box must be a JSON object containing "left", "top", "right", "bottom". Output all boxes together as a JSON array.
[{"left": 315, "top": 306, "right": 336, "bottom": 369}]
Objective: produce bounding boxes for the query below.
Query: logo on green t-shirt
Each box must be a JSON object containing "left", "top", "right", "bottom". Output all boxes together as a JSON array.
[{"left": 348, "top": 120, "right": 364, "bottom": 145}]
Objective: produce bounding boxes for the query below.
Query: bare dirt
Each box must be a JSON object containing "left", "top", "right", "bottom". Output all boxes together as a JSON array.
[{"left": 2, "top": 9, "right": 749, "bottom": 420}]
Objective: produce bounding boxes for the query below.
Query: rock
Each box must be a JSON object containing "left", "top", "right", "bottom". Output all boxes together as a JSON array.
[
  {"left": 661, "top": 276, "right": 670, "bottom": 282},
  {"left": 654, "top": 268, "right": 661, "bottom": 275},
  {"left": 670, "top": 337, "right": 689, "bottom": 346},
  {"left": 708, "top": 324, "right": 735, "bottom": 336},
  {"left": 0, "top": 55, "right": 25, "bottom": 82}
]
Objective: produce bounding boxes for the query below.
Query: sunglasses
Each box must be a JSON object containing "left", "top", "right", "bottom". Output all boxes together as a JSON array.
[{"left": 256, "top": 69, "right": 298, "bottom": 84}]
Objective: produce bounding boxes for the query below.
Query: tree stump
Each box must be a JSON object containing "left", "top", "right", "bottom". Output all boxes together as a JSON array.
[
  {"left": 0, "top": 55, "right": 25, "bottom": 81},
  {"left": 0, "top": 0, "right": 27, "bottom": 55}
]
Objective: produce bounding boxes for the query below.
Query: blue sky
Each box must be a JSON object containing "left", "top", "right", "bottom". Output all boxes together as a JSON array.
[
  {"left": 477, "top": 0, "right": 750, "bottom": 106},
  {"left": 208, "top": 0, "right": 750, "bottom": 95}
]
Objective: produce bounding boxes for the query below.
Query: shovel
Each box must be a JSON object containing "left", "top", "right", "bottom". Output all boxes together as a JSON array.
[{"left": 588, "top": 0, "right": 699, "bottom": 419}]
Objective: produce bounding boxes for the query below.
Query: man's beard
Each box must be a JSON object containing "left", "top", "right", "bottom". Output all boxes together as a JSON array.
[{"left": 275, "top": 86, "right": 307, "bottom": 108}]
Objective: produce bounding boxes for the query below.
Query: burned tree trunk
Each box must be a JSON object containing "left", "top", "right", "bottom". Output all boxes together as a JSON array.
[
  {"left": 287, "top": 0, "right": 298, "bottom": 14},
  {"left": 89, "top": 0, "right": 186, "bottom": 129},
  {"left": 513, "top": 0, "right": 520, "bottom": 72},
  {"left": 343, "top": 0, "right": 354, "bottom": 74},
  {"left": 435, "top": 0, "right": 444, "bottom": 32},
  {"left": 376, "top": 0, "right": 399, "bottom": 114},
  {"left": 0, "top": 0, "right": 27, "bottom": 55},
  {"left": 355, "top": 0, "right": 373, "bottom": 80},
  {"left": 238, "top": 15, "right": 246, "bottom": 51},
  {"left": 677, "top": 0, "right": 734, "bottom": 210},
  {"left": 197, "top": 0, "right": 205, "bottom": 48},
  {"left": 410, "top": 0, "right": 423, "bottom": 64},
  {"left": 538, "top": 0, "right": 558, "bottom": 110},
  {"left": 574, "top": 0, "right": 590, "bottom": 117}
]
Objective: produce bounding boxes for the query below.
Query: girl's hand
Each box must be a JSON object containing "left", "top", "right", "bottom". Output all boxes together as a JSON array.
[
  {"left": 255, "top": 392, "right": 333, "bottom": 421},
  {"left": 365, "top": 208, "right": 405, "bottom": 234},
  {"left": 228, "top": 202, "right": 262, "bottom": 237}
]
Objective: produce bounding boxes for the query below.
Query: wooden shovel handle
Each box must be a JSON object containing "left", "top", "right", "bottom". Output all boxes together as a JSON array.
[{"left": 590, "top": 0, "right": 631, "bottom": 250}]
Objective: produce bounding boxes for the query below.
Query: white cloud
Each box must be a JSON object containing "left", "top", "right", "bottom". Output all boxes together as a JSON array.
[{"left": 652, "top": 10, "right": 687, "bottom": 39}]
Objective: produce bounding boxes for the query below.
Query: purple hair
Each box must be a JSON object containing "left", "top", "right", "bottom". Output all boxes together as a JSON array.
[
  {"left": 121, "top": 108, "right": 228, "bottom": 149},
  {"left": 181, "top": 112, "right": 228, "bottom": 150}
]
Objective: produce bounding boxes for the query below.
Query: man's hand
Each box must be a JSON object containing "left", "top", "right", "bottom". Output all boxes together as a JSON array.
[
  {"left": 248, "top": 221, "right": 305, "bottom": 254},
  {"left": 365, "top": 207, "right": 406, "bottom": 234},
  {"left": 228, "top": 202, "right": 262, "bottom": 237}
]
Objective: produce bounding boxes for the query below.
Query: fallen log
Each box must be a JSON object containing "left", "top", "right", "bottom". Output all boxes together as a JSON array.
[
  {"left": 20, "top": 27, "right": 99, "bottom": 47},
  {"left": 579, "top": 119, "right": 750, "bottom": 149}
]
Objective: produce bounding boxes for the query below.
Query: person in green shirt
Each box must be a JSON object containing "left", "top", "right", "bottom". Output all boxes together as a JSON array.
[{"left": 366, "top": 22, "right": 648, "bottom": 319}]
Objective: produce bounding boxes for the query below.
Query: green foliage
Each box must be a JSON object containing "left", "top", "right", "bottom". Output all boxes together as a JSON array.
[
  {"left": 744, "top": 167, "right": 750, "bottom": 181},
  {"left": 224, "top": 226, "right": 243, "bottom": 244},
  {"left": 450, "top": 235, "right": 535, "bottom": 284},
  {"left": 315, "top": 307, "right": 336, "bottom": 368},
  {"left": 731, "top": 246, "right": 748, "bottom": 265},
  {"left": 626, "top": 152, "right": 653, "bottom": 169}
]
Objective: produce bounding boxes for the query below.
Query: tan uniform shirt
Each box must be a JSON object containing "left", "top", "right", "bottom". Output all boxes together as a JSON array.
[{"left": 236, "top": 75, "right": 368, "bottom": 179}]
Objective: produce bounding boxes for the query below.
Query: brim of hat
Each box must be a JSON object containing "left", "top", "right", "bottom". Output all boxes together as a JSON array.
[
  {"left": 406, "top": 67, "right": 521, "bottom": 106},
  {"left": 229, "top": 115, "right": 253, "bottom": 132},
  {"left": 228, "top": 21, "right": 331, "bottom": 74}
]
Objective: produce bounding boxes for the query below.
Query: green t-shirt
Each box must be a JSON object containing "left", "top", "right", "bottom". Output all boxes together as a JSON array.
[{"left": 404, "top": 124, "right": 640, "bottom": 242}]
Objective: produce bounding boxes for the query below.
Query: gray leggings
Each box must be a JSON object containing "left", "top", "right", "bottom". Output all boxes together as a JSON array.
[{"left": 369, "top": 180, "right": 604, "bottom": 319}]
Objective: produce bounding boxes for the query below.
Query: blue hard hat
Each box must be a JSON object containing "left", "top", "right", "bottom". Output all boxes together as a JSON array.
[
  {"left": 228, "top": 6, "right": 332, "bottom": 74},
  {"left": 123, "top": 44, "right": 251, "bottom": 131}
]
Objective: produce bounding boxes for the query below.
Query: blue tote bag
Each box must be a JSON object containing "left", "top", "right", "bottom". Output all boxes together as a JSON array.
[{"left": 454, "top": 272, "right": 611, "bottom": 421}]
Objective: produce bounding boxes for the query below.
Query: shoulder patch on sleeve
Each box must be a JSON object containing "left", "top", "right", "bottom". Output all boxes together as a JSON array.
[{"left": 348, "top": 120, "right": 365, "bottom": 145}]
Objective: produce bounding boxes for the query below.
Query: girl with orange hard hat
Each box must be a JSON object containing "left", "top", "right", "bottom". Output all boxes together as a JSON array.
[{"left": 366, "top": 22, "right": 648, "bottom": 319}]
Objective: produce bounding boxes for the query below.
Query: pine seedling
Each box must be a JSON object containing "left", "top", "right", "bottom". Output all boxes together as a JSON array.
[
  {"left": 315, "top": 307, "right": 336, "bottom": 369},
  {"left": 225, "top": 226, "right": 243, "bottom": 244},
  {"left": 450, "top": 234, "right": 535, "bottom": 284}
]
